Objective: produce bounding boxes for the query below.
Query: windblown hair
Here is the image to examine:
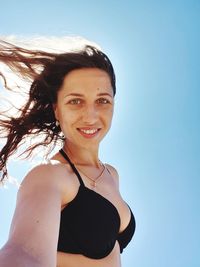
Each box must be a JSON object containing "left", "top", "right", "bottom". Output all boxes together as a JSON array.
[{"left": 0, "top": 39, "right": 116, "bottom": 182}]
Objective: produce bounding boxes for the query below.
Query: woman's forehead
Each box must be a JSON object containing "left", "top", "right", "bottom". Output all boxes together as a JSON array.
[{"left": 59, "top": 68, "right": 113, "bottom": 96}]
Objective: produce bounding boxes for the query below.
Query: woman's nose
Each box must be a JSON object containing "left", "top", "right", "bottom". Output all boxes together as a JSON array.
[{"left": 82, "top": 105, "right": 98, "bottom": 124}]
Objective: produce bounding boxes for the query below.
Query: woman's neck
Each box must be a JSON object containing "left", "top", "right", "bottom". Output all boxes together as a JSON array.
[{"left": 63, "top": 142, "right": 100, "bottom": 168}]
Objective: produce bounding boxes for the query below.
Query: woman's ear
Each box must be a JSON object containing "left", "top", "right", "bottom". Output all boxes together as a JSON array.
[{"left": 53, "top": 104, "right": 59, "bottom": 121}]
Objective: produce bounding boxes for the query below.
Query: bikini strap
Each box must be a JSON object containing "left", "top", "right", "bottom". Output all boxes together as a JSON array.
[{"left": 59, "top": 149, "right": 85, "bottom": 187}]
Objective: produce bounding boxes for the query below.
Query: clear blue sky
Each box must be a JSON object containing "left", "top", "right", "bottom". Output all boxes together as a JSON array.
[{"left": 0, "top": 1, "right": 200, "bottom": 267}]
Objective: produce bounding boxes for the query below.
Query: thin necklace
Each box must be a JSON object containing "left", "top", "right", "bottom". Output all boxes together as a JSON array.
[
  {"left": 62, "top": 147, "right": 105, "bottom": 189},
  {"left": 75, "top": 163, "right": 106, "bottom": 189}
]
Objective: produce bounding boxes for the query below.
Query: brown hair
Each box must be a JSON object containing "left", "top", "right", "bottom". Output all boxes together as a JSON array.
[{"left": 0, "top": 39, "right": 116, "bottom": 182}]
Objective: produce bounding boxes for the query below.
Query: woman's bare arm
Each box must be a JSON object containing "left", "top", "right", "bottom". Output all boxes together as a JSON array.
[{"left": 0, "top": 164, "right": 62, "bottom": 267}]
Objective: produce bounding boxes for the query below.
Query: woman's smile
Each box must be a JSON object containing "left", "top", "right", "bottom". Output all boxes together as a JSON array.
[{"left": 77, "top": 127, "right": 101, "bottom": 139}]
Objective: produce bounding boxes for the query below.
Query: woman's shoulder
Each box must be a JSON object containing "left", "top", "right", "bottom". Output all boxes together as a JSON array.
[
  {"left": 104, "top": 163, "right": 118, "bottom": 174},
  {"left": 20, "top": 160, "right": 77, "bottom": 203},
  {"left": 104, "top": 163, "right": 120, "bottom": 187},
  {"left": 21, "top": 161, "right": 68, "bottom": 185}
]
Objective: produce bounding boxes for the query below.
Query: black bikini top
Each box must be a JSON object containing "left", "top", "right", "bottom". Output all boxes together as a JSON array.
[{"left": 57, "top": 149, "right": 136, "bottom": 259}]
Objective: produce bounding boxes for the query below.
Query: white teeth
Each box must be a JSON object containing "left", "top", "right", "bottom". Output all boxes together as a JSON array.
[{"left": 80, "top": 129, "right": 98, "bottom": 134}]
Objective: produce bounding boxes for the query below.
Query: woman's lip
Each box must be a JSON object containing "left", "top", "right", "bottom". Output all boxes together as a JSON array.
[
  {"left": 77, "top": 128, "right": 101, "bottom": 138},
  {"left": 77, "top": 127, "right": 100, "bottom": 130}
]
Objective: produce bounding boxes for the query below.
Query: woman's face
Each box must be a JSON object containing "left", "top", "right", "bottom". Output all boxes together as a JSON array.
[{"left": 54, "top": 68, "right": 114, "bottom": 149}]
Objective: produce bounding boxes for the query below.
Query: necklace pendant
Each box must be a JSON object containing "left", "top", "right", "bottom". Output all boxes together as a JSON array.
[{"left": 91, "top": 181, "right": 96, "bottom": 189}]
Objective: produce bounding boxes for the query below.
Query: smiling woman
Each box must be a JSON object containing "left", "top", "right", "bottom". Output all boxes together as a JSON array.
[
  {"left": 54, "top": 68, "right": 114, "bottom": 146},
  {"left": 0, "top": 38, "right": 135, "bottom": 267}
]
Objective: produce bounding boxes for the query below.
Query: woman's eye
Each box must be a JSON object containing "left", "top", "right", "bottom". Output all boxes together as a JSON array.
[
  {"left": 68, "top": 99, "right": 82, "bottom": 105},
  {"left": 97, "top": 98, "right": 110, "bottom": 104}
]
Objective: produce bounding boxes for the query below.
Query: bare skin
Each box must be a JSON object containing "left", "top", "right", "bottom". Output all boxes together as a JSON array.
[{"left": 0, "top": 68, "right": 131, "bottom": 267}]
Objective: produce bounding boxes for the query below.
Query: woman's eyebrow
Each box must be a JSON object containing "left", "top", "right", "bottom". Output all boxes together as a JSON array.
[
  {"left": 97, "top": 92, "right": 113, "bottom": 97},
  {"left": 64, "top": 93, "right": 83, "bottom": 98},
  {"left": 64, "top": 92, "right": 113, "bottom": 98}
]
